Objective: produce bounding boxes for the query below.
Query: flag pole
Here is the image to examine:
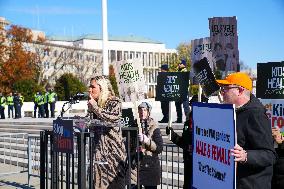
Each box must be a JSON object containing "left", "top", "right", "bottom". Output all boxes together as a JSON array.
[{"left": 102, "top": 0, "right": 109, "bottom": 75}]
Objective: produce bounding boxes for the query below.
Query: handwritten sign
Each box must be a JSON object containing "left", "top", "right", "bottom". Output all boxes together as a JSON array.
[
  {"left": 155, "top": 72, "right": 189, "bottom": 101},
  {"left": 257, "top": 62, "right": 284, "bottom": 99},
  {"left": 53, "top": 118, "right": 74, "bottom": 154},
  {"left": 114, "top": 58, "right": 145, "bottom": 102},
  {"left": 192, "top": 102, "right": 236, "bottom": 189}
]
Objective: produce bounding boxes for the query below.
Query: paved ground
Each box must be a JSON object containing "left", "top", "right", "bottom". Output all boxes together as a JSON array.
[{"left": 0, "top": 163, "right": 40, "bottom": 189}]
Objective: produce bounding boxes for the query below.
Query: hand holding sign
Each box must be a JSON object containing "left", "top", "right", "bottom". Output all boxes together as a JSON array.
[{"left": 193, "top": 57, "right": 220, "bottom": 97}]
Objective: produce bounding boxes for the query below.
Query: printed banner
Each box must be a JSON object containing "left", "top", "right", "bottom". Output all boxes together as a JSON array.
[
  {"left": 114, "top": 58, "right": 145, "bottom": 102},
  {"left": 260, "top": 99, "right": 284, "bottom": 135},
  {"left": 209, "top": 16, "right": 239, "bottom": 72},
  {"left": 155, "top": 72, "right": 189, "bottom": 101},
  {"left": 193, "top": 57, "right": 220, "bottom": 97},
  {"left": 53, "top": 118, "right": 74, "bottom": 154},
  {"left": 192, "top": 103, "right": 236, "bottom": 189},
  {"left": 257, "top": 62, "right": 284, "bottom": 99}
]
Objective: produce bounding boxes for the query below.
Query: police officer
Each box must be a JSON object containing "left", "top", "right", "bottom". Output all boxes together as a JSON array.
[
  {"left": 37, "top": 92, "right": 45, "bottom": 118},
  {"left": 6, "top": 92, "right": 14, "bottom": 118},
  {"left": 44, "top": 90, "right": 49, "bottom": 118},
  {"left": 33, "top": 92, "right": 39, "bottom": 118},
  {"left": 0, "top": 93, "right": 6, "bottom": 119},
  {"left": 13, "top": 92, "right": 21, "bottom": 119},
  {"left": 48, "top": 89, "right": 57, "bottom": 118}
]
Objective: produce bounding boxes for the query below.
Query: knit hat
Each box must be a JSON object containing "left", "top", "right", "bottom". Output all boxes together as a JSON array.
[
  {"left": 180, "top": 59, "right": 186, "bottom": 66},
  {"left": 160, "top": 64, "right": 169, "bottom": 71},
  {"left": 138, "top": 102, "right": 152, "bottom": 112},
  {"left": 216, "top": 72, "right": 252, "bottom": 91}
]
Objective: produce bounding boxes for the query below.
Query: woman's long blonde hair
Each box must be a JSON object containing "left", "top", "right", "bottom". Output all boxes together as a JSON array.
[{"left": 90, "top": 76, "right": 114, "bottom": 108}]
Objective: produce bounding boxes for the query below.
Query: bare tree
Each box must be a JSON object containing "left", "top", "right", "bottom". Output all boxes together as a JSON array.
[{"left": 31, "top": 40, "right": 102, "bottom": 88}]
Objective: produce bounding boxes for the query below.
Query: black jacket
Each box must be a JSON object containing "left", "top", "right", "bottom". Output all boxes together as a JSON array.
[
  {"left": 236, "top": 95, "right": 276, "bottom": 189},
  {"left": 171, "top": 118, "right": 192, "bottom": 189}
]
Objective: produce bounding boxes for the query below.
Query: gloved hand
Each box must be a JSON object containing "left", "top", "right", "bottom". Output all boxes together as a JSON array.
[
  {"left": 138, "top": 133, "right": 150, "bottom": 144},
  {"left": 166, "top": 126, "right": 173, "bottom": 135}
]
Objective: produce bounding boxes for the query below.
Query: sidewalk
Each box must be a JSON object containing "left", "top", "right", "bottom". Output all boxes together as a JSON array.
[{"left": 0, "top": 163, "right": 40, "bottom": 189}]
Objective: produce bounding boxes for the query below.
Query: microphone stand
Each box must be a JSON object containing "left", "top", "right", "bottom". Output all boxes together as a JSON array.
[{"left": 59, "top": 97, "right": 80, "bottom": 119}]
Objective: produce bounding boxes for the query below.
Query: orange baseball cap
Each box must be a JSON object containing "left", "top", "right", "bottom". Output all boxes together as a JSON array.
[{"left": 216, "top": 72, "right": 252, "bottom": 91}]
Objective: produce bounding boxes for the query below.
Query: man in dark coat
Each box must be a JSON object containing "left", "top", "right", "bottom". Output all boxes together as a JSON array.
[
  {"left": 159, "top": 64, "right": 169, "bottom": 123},
  {"left": 217, "top": 72, "right": 276, "bottom": 189},
  {"left": 166, "top": 94, "right": 208, "bottom": 189}
]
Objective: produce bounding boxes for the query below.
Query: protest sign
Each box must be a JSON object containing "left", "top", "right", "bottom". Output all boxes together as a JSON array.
[
  {"left": 209, "top": 16, "right": 239, "bottom": 72},
  {"left": 191, "top": 37, "right": 213, "bottom": 84},
  {"left": 114, "top": 58, "right": 145, "bottom": 102},
  {"left": 260, "top": 99, "right": 284, "bottom": 135},
  {"left": 257, "top": 62, "right": 284, "bottom": 99},
  {"left": 121, "top": 108, "right": 135, "bottom": 127},
  {"left": 155, "top": 72, "right": 189, "bottom": 101},
  {"left": 191, "top": 37, "right": 213, "bottom": 70},
  {"left": 53, "top": 118, "right": 74, "bottom": 154},
  {"left": 192, "top": 102, "right": 236, "bottom": 189},
  {"left": 193, "top": 57, "right": 220, "bottom": 96}
]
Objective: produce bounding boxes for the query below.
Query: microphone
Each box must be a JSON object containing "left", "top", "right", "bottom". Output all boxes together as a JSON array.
[{"left": 71, "top": 92, "right": 89, "bottom": 101}]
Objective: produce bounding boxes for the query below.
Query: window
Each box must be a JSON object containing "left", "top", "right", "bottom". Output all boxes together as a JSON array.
[
  {"left": 44, "top": 49, "right": 49, "bottom": 56},
  {"left": 54, "top": 50, "right": 57, "bottom": 57}
]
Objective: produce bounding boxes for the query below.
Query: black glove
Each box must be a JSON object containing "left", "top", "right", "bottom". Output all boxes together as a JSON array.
[{"left": 166, "top": 126, "right": 173, "bottom": 135}]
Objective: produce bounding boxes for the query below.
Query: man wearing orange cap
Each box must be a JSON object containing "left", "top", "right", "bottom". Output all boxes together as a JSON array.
[{"left": 217, "top": 72, "right": 276, "bottom": 189}]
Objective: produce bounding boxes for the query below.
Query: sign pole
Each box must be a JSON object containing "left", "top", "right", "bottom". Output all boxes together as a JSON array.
[
  {"left": 198, "top": 84, "right": 202, "bottom": 102},
  {"left": 168, "top": 101, "right": 173, "bottom": 140}
]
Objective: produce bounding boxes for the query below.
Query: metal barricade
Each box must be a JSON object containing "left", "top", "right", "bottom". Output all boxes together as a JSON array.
[
  {"left": 0, "top": 133, "right": 28, "bottom": 177},
  {"left": 39, "top": 128, "right": 184, "bottom": 189},
  {"left": 160, "top": 143, "right": 184, "bottom": 189}
]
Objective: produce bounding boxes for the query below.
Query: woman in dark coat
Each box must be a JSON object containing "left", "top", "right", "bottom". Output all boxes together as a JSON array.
[{"left": 131, "top": 102, "right": 163, "bottom": 189}]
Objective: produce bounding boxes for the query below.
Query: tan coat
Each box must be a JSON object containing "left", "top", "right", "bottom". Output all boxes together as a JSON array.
[
  {"left": 88, "top": 96, "right": 126, "bottom": 189},
  {"left": 130, "top": 117, "right": 163, "bottom": 186}
]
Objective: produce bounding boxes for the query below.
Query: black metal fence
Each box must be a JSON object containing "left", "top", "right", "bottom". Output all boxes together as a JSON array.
[{"left": 40, "top": 128, "right": 183, "bottom": 189}]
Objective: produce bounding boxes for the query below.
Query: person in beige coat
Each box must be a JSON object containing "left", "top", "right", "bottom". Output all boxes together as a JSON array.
[
  {"left": 88, "top": 75, "right": 126, "bottom": 189},
  {"left": 130, "top": 102, "right": 163, "bottom": 189}
]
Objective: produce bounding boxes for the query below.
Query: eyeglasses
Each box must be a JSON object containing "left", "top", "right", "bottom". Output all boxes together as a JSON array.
[{"left": 220, "top": 86, "right": 240, "bottom": 92}]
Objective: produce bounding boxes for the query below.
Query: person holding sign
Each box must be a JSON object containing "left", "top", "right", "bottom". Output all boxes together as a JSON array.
[
  {"left": 166, "top": 94, "right": 208, "bottom": 189},
  {"left": 131, "top": 102, "right": 163, "bottom": 189},
  {"left": 217, "top": 72, "right": 276, "bottom": 189},
  {"left": 174, "top": 59, "right": 190, "bottom": 123},
  {"left": 271, "top": 127, "right": 284, "bottom": 188},
  {"left": 87, "top": 75, "right": 126, "bottom": 189},
  {"left": 159, "top": 64, "right": 170, "bottom": 123}
]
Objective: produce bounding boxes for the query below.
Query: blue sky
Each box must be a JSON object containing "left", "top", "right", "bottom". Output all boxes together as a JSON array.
[{"left": 1, "top": 0, "right": 284, "bottom": 69}]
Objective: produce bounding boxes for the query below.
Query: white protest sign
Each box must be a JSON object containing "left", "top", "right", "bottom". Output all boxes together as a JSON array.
[
  {"left": 114, "top": 58, "right": 145, "bottom": 102},
  {"left": 192, "top": 102, "right": 236, "bottom": 189}
]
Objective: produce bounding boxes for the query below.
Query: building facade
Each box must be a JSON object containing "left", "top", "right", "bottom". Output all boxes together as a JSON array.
[{"left": 47, "top": 34, "right": 177, "bottom": 97}]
